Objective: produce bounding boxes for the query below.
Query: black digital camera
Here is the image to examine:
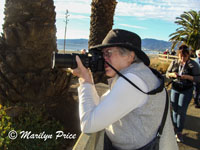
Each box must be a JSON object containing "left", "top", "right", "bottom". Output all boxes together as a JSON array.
[{"left": 52, "top": 50, "right": 105, "bottom": 72}]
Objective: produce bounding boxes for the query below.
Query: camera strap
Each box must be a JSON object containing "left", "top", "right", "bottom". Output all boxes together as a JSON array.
[
  {"left": 105, "top": 61, "right": 169, "bottom": 145},
  {"left": 105, "top": 61, "right": 164, "bottom": 95}
]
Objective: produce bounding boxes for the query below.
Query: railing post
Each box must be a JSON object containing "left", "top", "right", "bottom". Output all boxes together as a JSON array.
[{"left": 167, "top": 54, "right": 169, "bottom": 62}]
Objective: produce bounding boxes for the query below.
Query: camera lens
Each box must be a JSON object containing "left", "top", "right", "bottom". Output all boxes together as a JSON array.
[
  {"left": 52, "top": 52, "right": 77, "bottom": 69},
  {"left": 52, "top": 50, "right": 105, "bottom": 72}
]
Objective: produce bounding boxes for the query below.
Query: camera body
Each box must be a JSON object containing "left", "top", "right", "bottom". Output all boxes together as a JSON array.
[{"left": 52, "top": 50, "right": 105, "bottom": 72}]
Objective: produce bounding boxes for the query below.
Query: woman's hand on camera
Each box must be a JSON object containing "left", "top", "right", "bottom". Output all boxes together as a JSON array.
[
  {"left": 169, "top": 72, "right": 179, "bottom": 78},
  {"left": 69, "top": 55, "right": 93, "bottom": 84}
]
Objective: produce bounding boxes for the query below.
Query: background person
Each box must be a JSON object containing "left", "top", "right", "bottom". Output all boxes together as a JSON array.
[
  {"left": 163, "top": 49, "right": 169, "bottom": 59},
  {"left": 195, "top": 49, "right": 200, "bottom": 66},
  {"left": 163, "top": 49, "right": 169, "bottom": 55},
  {"left": 80, "top": 49, "right": 86, "bottom": 54},
  {"left": 166, "top": 45, "right": 200, "bottom": 142},
  {"left": 70, "top": 29, "right": 178, "bottom": 150},
  {"left": 170, "top": 49, "right": 176, "bottom": 55},
  {"left": 194, "top": 49, "right": 200, "bottom": 108}
]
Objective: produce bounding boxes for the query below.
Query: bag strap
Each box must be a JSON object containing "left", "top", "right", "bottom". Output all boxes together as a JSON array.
[
  {"left": 105, "top": 62, "right": 164, "bottom": 95},
  {"left": 156, "top": 89, "right": 169, "bottom": 138}
]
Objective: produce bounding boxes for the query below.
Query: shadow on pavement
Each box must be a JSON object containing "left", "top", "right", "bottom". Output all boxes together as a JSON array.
[{"left": 178, "top": 115, "right": 200, "bottom": 150}]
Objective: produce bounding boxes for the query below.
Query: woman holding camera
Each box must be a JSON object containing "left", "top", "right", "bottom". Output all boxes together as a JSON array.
[
  {"left": 166, "top": 45, "right": 200, "bottom": 142},
  {"left": 71, "top": 29, "right": 178, "bottom": 150}
]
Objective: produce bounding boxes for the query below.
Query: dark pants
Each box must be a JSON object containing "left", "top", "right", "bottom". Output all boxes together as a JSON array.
[
  {"left": 170, "top": 87, "right": 193, "bottom": 133},
  {"left": 194, "top": 82, "right": 200, "bottom": 106}
]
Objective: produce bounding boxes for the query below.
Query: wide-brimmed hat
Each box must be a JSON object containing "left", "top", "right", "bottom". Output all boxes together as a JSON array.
[{"left": 89, "top": 29, "right": 150, "bottom": 66}]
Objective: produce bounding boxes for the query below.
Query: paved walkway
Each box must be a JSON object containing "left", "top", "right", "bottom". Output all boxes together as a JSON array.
[{"left": 178, "top": 102, "right": 200, "bottom": 150}]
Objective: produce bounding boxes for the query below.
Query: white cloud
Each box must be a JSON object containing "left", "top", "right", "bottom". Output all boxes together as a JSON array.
[
  {"left": 70, "top": 14, "right": 89, "bottom": 19},
  {"left": 57, "top": 14, "right": 89, "bottom": 20},
  {"left": 0, "top": 0, "right": 199, "bottom": 39},
  {"left": 119, "top": 24, "right": 147, "bottom": 30},
  {"left": 115, "top": 0, "right": 200, "bottom": 21},
  {"left": 0, "top": 0, "right": 5, "bottom": 34},
  {"left": 0, "top": 0, "right": 91, "bottom": 37},
  {"left": 54, "top": 0, "right": 91, "bottom": 17},
  {"left": 56, "top": 28, "right": 89, "bottom": 39}
]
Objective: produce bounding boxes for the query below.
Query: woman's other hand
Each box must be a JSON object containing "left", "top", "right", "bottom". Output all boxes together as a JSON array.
[
  {"left": 180, "top": 75, "right": 194, "bottom": 81},
  {"left": 169, "top": 72, "right": 179, "bottom": 78}
]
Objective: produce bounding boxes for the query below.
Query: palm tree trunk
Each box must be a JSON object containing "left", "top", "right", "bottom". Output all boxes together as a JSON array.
[
  {"left": 89, "top": 0, "right": 117, "bottom": 47},
  {"left": 0, "top": 0, "right": 69, "bottom": 103},
  {"left": 89, "top": 0, "right": 117, "bottom": 83}
]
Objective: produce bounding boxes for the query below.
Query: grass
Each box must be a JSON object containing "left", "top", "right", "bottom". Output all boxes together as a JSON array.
[{"left": 149, "top": 55, "right": 171, "bottom": 74}]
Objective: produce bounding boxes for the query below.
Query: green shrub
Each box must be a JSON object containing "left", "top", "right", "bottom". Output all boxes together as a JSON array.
[
  {"left": 0, "top": 104, "right": 66, "bottom": 150},
  {"left": 0, "top": 104, "right": 13, "bottom": 150}
]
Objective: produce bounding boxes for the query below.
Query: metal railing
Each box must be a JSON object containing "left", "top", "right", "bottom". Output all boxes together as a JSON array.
[
  {"left": 158, "top": 54, "right": 178, "bottom": 62},
  {"left": 73, "top": 131, "right": 104, "bottom": 150},
  {"left": 158, "top": 54, "right": 195, "bottom": 62}
]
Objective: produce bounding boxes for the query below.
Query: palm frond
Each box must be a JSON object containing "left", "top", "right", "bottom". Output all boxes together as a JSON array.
[{"left": 169, "top": 10, "right": 200, "bottom": 51}]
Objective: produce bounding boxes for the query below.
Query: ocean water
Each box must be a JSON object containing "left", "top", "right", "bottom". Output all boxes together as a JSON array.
[
  {"left": 57, "top": 42, "right": 88, "bottom": 51},
  {"left": 57, "top": 39, "right": 88, "bottom": 52},
  {"left": 145, "top": 50, "right": 160, "bottom": 55},
  {"left": 56, "top": 39, "right": 160, "bottom": 55}
]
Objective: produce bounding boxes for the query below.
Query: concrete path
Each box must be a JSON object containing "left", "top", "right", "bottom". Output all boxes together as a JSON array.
[{"left": 178, "top": 102, "right": 200, "bottom": 150}]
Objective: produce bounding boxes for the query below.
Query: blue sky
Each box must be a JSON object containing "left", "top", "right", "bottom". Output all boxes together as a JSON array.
[{"left": 0, "top": 0, "right": 199, "bottom": 41}]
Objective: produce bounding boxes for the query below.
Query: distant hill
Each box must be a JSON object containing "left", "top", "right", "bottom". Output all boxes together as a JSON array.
[
  {"left": 57, "top": 38, "right": 174, "bottom": 52},
  {"left": 142, "top": 38, "right": 172, "bottom": 51}
]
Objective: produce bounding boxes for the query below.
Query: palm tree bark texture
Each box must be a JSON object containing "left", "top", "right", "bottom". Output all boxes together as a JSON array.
[
  {"left": 89, "top": 0, "right": 117, "bottom": 83},
  {"left": 0, "top": 0, "right": 70, "bottom": 103}
]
